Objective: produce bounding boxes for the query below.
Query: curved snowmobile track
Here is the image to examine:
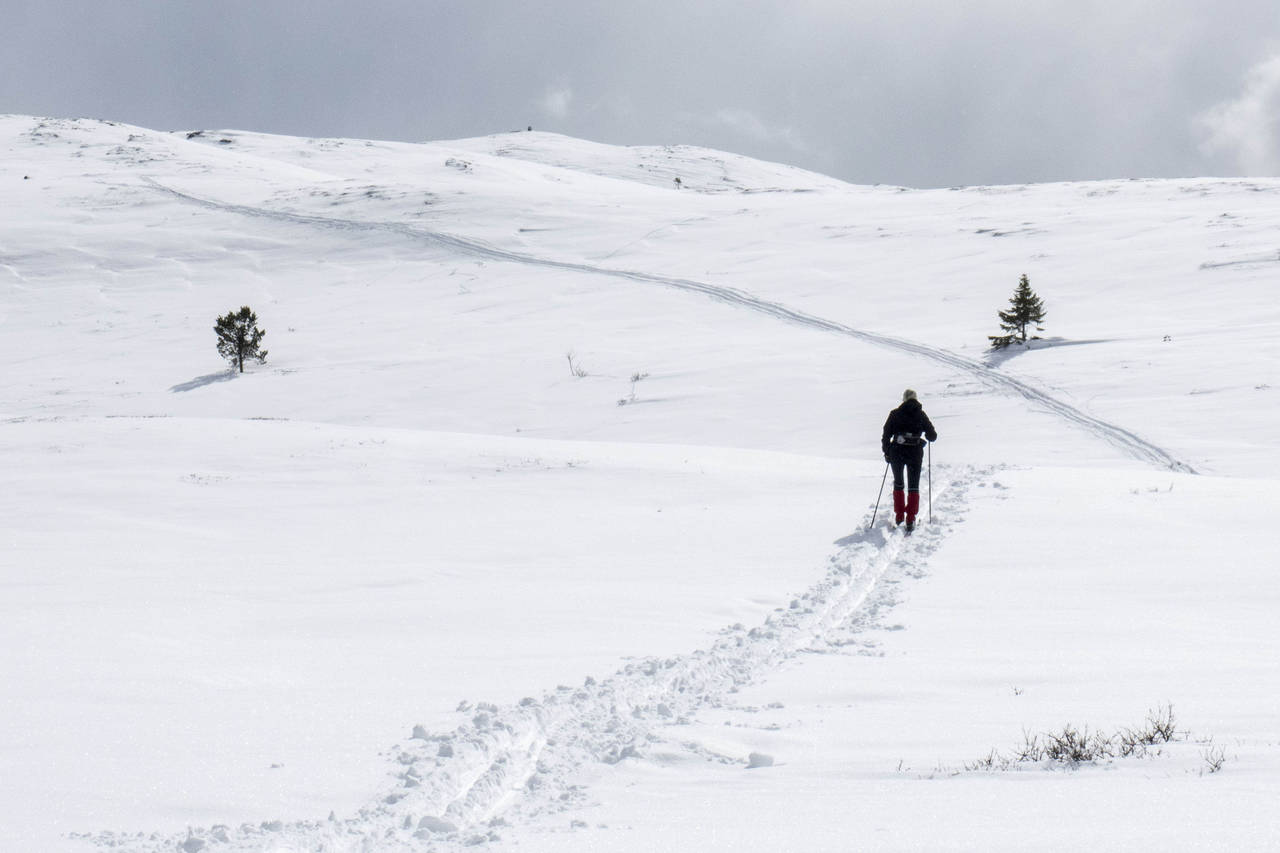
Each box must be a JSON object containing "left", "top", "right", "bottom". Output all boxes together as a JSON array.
[
  {"left": 86, "top": 467, "right": 980, "bottom": 852},
  {"left": 146, "top": 180, "right": 1195, "bottom": 474}
]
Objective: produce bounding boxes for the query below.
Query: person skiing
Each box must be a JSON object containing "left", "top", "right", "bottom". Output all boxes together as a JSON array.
[{"left": 881, "top": 389, "right": 938, "bottom": 533}]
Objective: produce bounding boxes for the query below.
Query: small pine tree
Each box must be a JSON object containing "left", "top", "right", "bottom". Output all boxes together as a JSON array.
[
  {"left": 989, "top": 274, "right": 1046, "bottom": 349},
  {"left": 214, "top": 306, "right": 268, "bottom": 373}
]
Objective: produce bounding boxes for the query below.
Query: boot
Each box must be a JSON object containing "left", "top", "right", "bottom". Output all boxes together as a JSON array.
[
  {"left": 905, "top": 491, "right": 920, "bottom": 533},
  {"left": 893, "top": 489, "right": 906, "bottom": 526}
]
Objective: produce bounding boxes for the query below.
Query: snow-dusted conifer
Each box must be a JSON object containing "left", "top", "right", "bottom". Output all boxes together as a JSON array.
[
  {"left": 989, "top": 274, "right": 1046, "bottom": 349},
  {"left": 214, "top": 306, "right": 268, "bottom": 372}
]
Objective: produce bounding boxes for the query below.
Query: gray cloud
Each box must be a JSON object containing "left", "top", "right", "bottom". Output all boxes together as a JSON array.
[{"left": 4, "top": 0, "right": 1279, "bottom": 186}]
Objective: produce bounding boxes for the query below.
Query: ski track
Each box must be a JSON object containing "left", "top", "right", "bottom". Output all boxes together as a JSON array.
[
  {"left": 145, "top": 180, "right": 1196, "bottom": 475},
  {"left": 83, "top": 467, "right": 981, "bottom": 852}
]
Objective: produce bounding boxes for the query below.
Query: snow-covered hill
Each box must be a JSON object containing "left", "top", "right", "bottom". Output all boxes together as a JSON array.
[{"left": 2, "top": 116, "right": 1277, "bottom": 851}]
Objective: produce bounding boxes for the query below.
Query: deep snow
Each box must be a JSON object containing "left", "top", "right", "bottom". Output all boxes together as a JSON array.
[{"left": 1, "top": 115, "right": 1277, "bottom": 851}]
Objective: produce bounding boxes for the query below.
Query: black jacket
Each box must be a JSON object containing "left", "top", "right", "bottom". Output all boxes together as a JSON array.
[{"left": 881, "top": 398, "right": 938, "bottom": 457}]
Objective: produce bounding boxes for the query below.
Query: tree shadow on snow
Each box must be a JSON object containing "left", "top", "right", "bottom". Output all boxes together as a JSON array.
[
  {"left": 983, "top": 337, "right": 1112, "bottom": 368},
  {"left": 170, "top": 370, "right": 236, "bottom": 393}
]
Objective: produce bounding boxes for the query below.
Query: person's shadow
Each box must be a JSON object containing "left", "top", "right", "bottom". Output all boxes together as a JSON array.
[{"left": 833, "top": 526, "right": 887, "bottom": 547}]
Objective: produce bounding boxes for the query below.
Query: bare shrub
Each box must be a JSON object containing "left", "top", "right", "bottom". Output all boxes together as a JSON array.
[
  {"left": 1014, "top": 730, "right": 1045, "bottom": 763},
  {"left": 1118, "top": 704, "right": 1177, "bottom": 758},
  {"left": 617, "top": 371, "right": 649, "bottom": 406},
  {"left": 955, "top": 704, "right": 1206, "bottom": 775},
  {"left": 1043, "top": 725, "right": 1114, "bottom": 764},
  {"left": 1201, "top": 744, "right": 1227, "bottom": 775},
  {"left": 566, "top": 351, "right": 589, "bottom": 378},
  {"left": 962, "top": 749, "right": 1004, "bottom": 772}
]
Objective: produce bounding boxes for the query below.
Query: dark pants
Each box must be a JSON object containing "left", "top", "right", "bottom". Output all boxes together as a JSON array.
[{"left": 888, "top": 445, "right": 924, "bottom": 492}]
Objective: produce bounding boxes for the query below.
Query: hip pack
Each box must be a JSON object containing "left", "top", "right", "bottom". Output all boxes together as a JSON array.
[{"left": 893, "top": 433, "right": 923, "bottom": 446}]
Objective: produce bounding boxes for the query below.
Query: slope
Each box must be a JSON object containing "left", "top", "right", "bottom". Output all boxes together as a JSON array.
[{"left": 1, "top": 116, "right": 1277, "bottom": 851}]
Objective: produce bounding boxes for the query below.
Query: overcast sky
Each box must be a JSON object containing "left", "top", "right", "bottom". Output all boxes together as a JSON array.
[{"left": 5, "top": 1, "right": 1280, "bottom": 187}]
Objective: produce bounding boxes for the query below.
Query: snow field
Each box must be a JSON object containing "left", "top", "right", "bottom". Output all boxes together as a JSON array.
[
  {"left": 2, "top": 115, "right": 1278, "bottom": 850},
  {"left": 4, "top": 416, "right": 871, "bottom": 849},
  {"left": 506, "top": 467, "right": 1280, "bottom": 852}
]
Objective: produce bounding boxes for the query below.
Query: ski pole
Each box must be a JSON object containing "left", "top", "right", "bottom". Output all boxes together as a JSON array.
[
  {"left": 927, "top": 442, "right": 932, "bottom": 523},
  {"left": 869, "top": 462, "right": 890, "bottom": 529}
]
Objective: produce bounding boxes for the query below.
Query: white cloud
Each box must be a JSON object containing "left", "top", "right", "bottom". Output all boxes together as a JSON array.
[
  {"left": 540, "top": 84, "right": 573, "bottom": 121},
  {"left": 705, "top": 107, "right": 812, "bottom": 155},
  {"left": 1197, "top": 54, "right": 1280, "bottom": 175}
]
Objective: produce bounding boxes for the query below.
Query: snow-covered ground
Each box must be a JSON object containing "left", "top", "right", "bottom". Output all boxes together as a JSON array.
[{"left": 2, "top": 115, "right": 1277, "bottom": 851}]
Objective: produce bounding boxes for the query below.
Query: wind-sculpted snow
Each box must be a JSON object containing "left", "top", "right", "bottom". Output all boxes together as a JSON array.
[
  {"left": 148, "top": 181, "right": 1196, "bottom": 475},
  {"left": 82, "top": 469, "right": 978, "bottom": 852}
]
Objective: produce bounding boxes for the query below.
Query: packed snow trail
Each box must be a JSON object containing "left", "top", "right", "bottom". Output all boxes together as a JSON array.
[
  {"left": 81, "top": 467, "right": 979, "bottom": 852},
  {"left": 145, "top": 181, "right": 1196, "bottom": 474}
]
